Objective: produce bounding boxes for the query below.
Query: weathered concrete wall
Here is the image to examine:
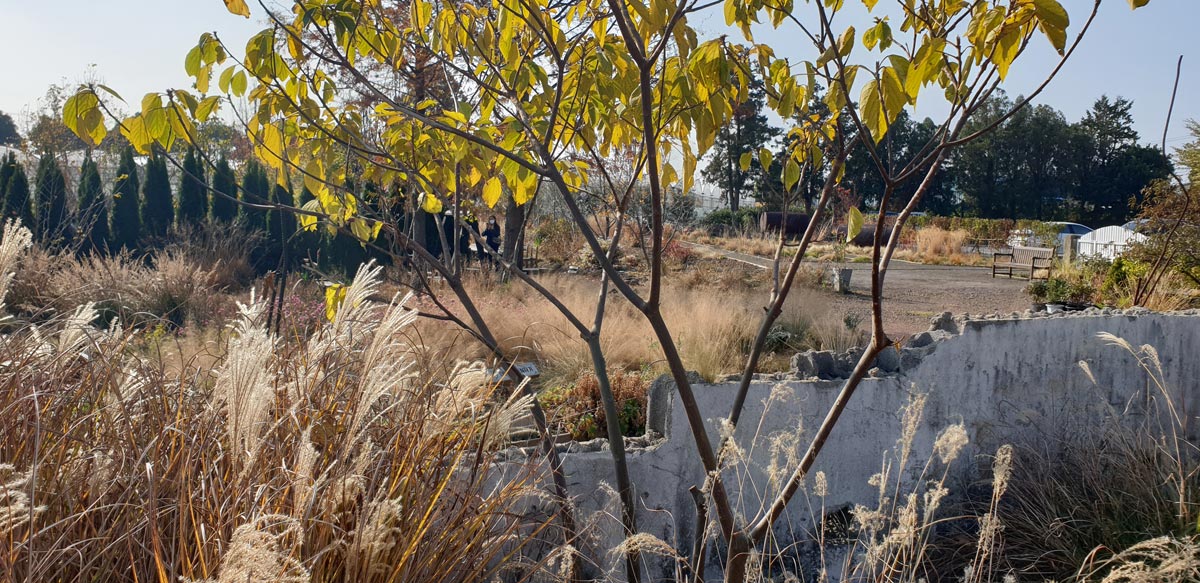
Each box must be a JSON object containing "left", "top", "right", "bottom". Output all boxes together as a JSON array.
[{"left": 507, "top": 309, "right": 1200, "bottom": 580}]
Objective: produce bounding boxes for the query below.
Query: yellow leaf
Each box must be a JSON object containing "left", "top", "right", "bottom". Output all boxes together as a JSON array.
[
  {"left": 223, "top": 0, "right": 251, "bottom": 18},
  {"left": 846, "top": 206, "right": 864, "bottom": 243},
  {"left": 482, "top": 176, "right": 502, "bottom": 208},
  {"left": 324, "top": 284, "right": 346, "bottom": 322},
  {"left": 421, "top": 193, "right": 443, "bottom": 214}
]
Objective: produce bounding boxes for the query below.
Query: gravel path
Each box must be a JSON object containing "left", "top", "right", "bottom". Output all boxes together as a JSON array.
[{"left": 684, "top": 242, "right": 1031, "bottom": 337}]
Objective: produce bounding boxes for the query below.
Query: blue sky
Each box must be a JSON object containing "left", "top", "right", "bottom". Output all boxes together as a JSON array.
[{"left": 1, "top": 0, "right": 1196, "bottom": 148}]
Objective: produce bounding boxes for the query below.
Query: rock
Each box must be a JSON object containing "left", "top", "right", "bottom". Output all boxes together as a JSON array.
[
  {"left": 810, "top": 351, "right": 838, "bottom": 379},
  {"left": 790, "top": 352, "right": 818, "bottom": 378},
  {"left": 874, "top": 346, "right": 900, "bottom": 373},
  {"left": 899, "top": 348, "right": 924, "bottom": 371},
  {"left": 867, "top": 367, "right": 882, "bottom": 378},
  {"left": 908, "top": 331, "right": 935, "bottom": 348},
  {"left": 930, "top": 311, "right": 958, "bottom": 334}
]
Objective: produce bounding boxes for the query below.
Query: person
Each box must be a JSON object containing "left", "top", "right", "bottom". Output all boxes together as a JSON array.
[{"left": 482, "top": 215, "right": 502, "bottom": 265}]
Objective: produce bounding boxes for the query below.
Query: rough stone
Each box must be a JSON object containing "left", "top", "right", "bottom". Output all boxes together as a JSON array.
[
  {"left": 874, "top": 346, "right": 901, "bottom": 373},
  {"left": 930, "top": 311, "right": 958, "bottom": 334},
  {"left": 646, "top": 371, "right": 704, "bottom": 438},
  {"left": 790, "top": 352, "right": 818, "bottom": 378},
  {"left": 811, "top": 350, "right": 838, "bottom": 379},
  {"left": 908, "top": 331, "right": 935, "bottom": 348}
]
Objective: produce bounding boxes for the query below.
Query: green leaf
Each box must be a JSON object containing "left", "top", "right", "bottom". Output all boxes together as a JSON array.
[
  {"left": 196, "top": 96, "right": 221, "bottom": 122},
  {"left": 758, "top": 148, "right": 773, "bottom": 172},
  {"left": 1128, "top": 0, "right": 1150, "bottom": 7},
  {"left": 846, "top": 206, "right": 864, "bottom": 243},
  {"left": 231, "top": 70, "right": 248, "bottom": 96},
  {"left": 783, "top": 158, "right": 800, "bottom": 190},
  {"left": 185, "top": 46, "right": 202, "bottom": 77},
  {"left": 739, "top": 151, "right": 753, "bottom": 171},
  {"left": 1031, "top": 0, "right": 1069, "bottom": 54}
]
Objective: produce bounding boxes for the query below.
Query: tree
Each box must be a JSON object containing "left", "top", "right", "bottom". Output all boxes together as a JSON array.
[
  {"left": 702, "top": 72, "right": 781, "bottom": 212},
  {"left": 3, "top": 159, "right": 33, "bottom": 227},
  {"left": 0, "top": 111, "right": 20, "bottom": 146},
  {"left": 140, "top": 152, "right": 174, "bottom": 239},
  {"left": 0, "top": 154, "right": 17, "bottom": 205},
  {"left": 267, "top": 181, "right": 296, "bottom": 254},
  {"left": 60, "top": 0, "right": 1153, "bottom": 580},
  {"left": 210, "top": 157, "right": 238, "bottom": 222},
  {"left": 1068, "top": 96, "right": 1172, "bottom": 224},
  {"left": 110, "top": 147, "right": 141, "bottom": 251},
  {"left": 239, "top": 160, "right": 268, "bottom": 232},
  {"left": 77, "top": 155, "right": 109, "bottom": 253},
  {"left": 33, "top": 153, "right": 70, "bottom": 246},
  {"left": 177, "top": 147, "right": 208, "bottom": 226}
]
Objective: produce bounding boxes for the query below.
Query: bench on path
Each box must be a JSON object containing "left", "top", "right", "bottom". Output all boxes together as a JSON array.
[{"left": 992, "top": 246, "right": 1054, "bottom": 280}]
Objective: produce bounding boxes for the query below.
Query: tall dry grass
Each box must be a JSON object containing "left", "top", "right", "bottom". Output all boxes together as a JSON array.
[
  {"left": 409, "top": 273, "right": 855, "bottom": 386},
  {"left": 0, "top": 221, "right": 564, "bottom": 582}
]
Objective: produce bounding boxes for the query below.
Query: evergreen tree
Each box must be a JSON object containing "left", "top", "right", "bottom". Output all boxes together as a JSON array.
[
  {"left": 268, "top": 182, "right": 296, "bottom": 252},
  {"left": 210, "top": 156, "right": 238, "bottom": 222},
  {"left": 3, "top": 161, "right": 33, "bottom": 228},
  {"left": 77, "top": 155, "right": 109, "bottom": 253},
  {"left": 0, "top": 153, "right": 16, "bottom": 202},
  {"left": 701, "top": 73, "right": 781, "bottom": 212},
  {"left": 140, "top": 152, "right": 174, "bottom": 239},
  {"left": 176, "top": 147, "right": 208, "bottom": 226},
  {"left": 239, "top": 160, "right": 268, "bottom": 232},
  {"left": 111, "top": 147, "right": 142, "bottom": 251},
  {"left": 33, "top": 153, "right": 69, "bottom": 246}
]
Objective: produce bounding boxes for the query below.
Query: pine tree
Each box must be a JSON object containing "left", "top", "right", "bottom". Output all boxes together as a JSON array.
[
  {"left": 176, "top": 147, "right": 208, "bottom": 227},
  {"left": 111, "top": 147, "right": 141, "bottom": 252},
  {"left": 140, "top": 152, "right": 174, "bottom": 239},
  {"left": 77, "top": 156, "right": 108, "bottom": 254},
  {"left": 33, "top": 153, "right": 69, "bottom": 246},
  {"left": 210, "top": 157, "right": 238, "bottom": 222},
  {"left": 239, "top": 160, "right": 268, "bottom": 232},
  {"left": 3, "top": 162, "right": 33, "bottom": 228}
]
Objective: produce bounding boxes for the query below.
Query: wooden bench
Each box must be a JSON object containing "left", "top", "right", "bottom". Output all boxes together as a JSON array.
[{"left": 992, "top": 246, "right": 1054, "bottom": 280}]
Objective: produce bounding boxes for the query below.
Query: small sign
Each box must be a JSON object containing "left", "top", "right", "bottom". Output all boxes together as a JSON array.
[{"left": 514, "top": 362, "right": 540, "bottom": 377}]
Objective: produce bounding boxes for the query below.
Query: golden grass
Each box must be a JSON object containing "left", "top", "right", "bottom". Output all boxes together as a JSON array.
[
  {"left": 410, "top": 272, "right": 851, "bottom": 385},
  {"left": 0, "top": 231, "right": 562, "bottom": 582}
]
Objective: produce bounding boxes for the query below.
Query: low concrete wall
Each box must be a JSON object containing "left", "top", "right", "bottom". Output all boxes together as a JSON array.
[{"left": 508, "top": 309, "right": 1200, "bottom": 579}]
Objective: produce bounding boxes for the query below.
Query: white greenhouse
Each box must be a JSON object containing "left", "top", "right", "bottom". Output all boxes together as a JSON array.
[{"left": 1076, "top": 225, "right": 1146, "bottom": 260}]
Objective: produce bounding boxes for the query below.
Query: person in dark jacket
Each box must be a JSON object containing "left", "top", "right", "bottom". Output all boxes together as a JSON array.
[{"left": 482, "top": 215, "right": 501, "bottom": 265}]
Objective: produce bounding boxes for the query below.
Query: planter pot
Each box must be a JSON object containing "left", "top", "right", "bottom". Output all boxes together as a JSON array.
[
  {"left": 1032, "top": 302, "right": 1047, "bottom": 313},
  {"left": 1046, "top": 303, "right": 1065, "bottom": 314},
  {"left": 830, "top": 267, "right": 853, "bottom": 294}
]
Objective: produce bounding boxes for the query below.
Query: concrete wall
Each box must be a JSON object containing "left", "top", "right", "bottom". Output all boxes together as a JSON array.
[{"left": 505, "top": 309, "right": 1200, "bottom": 580}]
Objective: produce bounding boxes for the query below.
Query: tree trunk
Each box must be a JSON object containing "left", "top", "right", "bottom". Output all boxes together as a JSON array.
[{"left": 503, "top": 198, "right": 525, "bottom": 269}]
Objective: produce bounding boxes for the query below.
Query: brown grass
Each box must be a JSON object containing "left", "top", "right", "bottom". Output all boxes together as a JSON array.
[{"left": 409, "top": 272, "right": 854, "bottom": 385}]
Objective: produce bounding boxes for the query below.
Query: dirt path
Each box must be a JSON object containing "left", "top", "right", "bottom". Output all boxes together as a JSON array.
[{"left": 684, "top": 242, "right": 1031, "bottom": 337}]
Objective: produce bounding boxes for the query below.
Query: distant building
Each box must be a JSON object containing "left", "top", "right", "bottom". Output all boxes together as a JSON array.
[
  {"left": 690, "top": 178, "right": 755, "bottom": 216},
  {"left": 1077, "top": 225, "right": 1146, "bottom": 260}
]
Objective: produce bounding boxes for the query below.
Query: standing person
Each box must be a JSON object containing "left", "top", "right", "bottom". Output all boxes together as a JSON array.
[{"left": 482, "top": 215, "right": 502, "bottom": 265}]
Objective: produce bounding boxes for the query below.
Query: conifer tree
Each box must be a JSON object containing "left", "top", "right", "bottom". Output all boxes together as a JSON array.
[
  {"left": 110, "top": 147, "right": 141, "bottom": 251},
  {"left": 239, "top": 160, "right": 268, "bottom": 232},
  {"left": 210, "top": 156, "right": 238, "bottom": 222},
  {"left": 3, "top": 161, "right": 33, "bottom": 228},
  {"left": 77, "top": 155, "right": 108, "bottom": 253},
  {"left": 0, "top": 153, "right": 15, "bottom": 202},
  {"left": 140, "top": 152, "right": 174, "bottom": 239},
  {"left": 33, "top": 153, "right": 69, "bottom": 246},
  {"left": 267, "top": 182, "right": 296, "bottom": 250},
  {"left": 176, "top": 147, "right": 208, "bottom": 226}
]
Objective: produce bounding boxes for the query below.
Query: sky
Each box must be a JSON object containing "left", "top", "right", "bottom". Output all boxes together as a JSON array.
[{"left": 0, "top": 0, "right": 1198, "bottom": 149}]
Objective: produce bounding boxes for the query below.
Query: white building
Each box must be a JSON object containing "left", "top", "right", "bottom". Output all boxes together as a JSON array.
[{"left": 1077, "top": 225, "right": 1146, "bottom": 260}]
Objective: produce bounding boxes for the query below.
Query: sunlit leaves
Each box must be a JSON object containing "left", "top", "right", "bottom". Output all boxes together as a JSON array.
[
  {"left": 482, "top": 176, "right": 503, "bottom": 208},
  {"left": 62, "top": 88, "right": 107, "bottom": 147},
  {"left": 846, "top": 207, "right": 864, "bottom": 243},
  {"left": 1128, "top": 0, "right": 1150, "bottom": 8},
  {"left": 1027, "top": 0, "right": 1069, "bottom": 54},
  {"left": 223, "top": 0, "right": 250, "bottom": 17},
  {"left": 324, "top": 284, "right": 346, "bottom": 322}
]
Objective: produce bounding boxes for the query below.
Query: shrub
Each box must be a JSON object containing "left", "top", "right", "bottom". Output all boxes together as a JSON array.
[
  {"left": 915, "top": 226, "right": 969, "bottom": 257},
  {"left": 540, "top": 369, "right": 648, "bottom": 440}
]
